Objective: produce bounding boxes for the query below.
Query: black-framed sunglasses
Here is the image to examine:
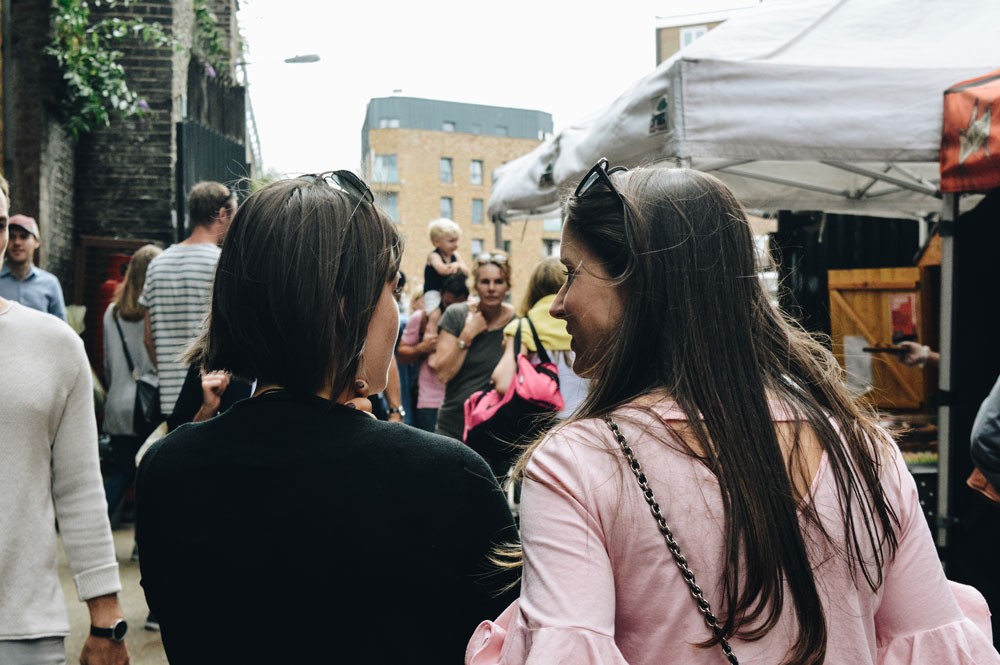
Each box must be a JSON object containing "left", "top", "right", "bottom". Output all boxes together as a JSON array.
[
  {"left": 475, "top": 252, "right": 508, "bottom": 264},
  {"left": 302, "top": 170, "right": 375, "bottom": 221},
  {"left": 575, "top": 157, "right": 629, "bottom": 203},
  {"left": 574, "top": 158, "right": 634, "bottom": 244}
]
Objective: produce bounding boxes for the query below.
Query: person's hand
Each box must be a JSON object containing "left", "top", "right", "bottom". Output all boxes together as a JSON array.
[
  {"left": 418, "top": 333, "right": 438, "bottom": 354},
  {"left": 346, "top": 379, "right": 375, "bottom": 419},
  {"left": 80, "top": 635, "right": 129, "bottom": 665},
  {"left": 463, "top": 310, "right": 488, "bottom": 340},
  {"left": 898, "top": 341, "right": 932, "bottom": 367},
  {"left": 200, "top": 370, "right": 231, "bottom": 413}
]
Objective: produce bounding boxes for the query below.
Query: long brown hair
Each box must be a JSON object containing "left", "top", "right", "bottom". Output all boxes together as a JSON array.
[
  {"left": 512, "top": 166, "right": 898, "bottom": 664},
  {"left": 113, "top": 244, "right": 162, "bottom": 321}
]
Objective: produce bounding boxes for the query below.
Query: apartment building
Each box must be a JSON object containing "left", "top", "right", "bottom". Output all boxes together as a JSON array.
[
  {"left": 361, "top": 96, "right": 556, "bottom": 307},
  {"left": 655, "top": 1, "right": 759, "bottom": 64}
]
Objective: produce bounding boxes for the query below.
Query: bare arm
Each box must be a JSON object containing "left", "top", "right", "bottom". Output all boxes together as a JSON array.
[
  {"left": 397, "top": 311, "right": 435, "bottom": 364},
  {"left": 435, "top": 309, "right": 488, "bottom": 384},
  {"left": 452, "top": 251, "right": 470, "bottom": 275},
  {"left": 491, "top": 336, "right": 518, "bottom": 396},
  {"left": 397, "top": 334, "right": 436, "bottom": 364},
  {"left": 434, "top": 328, "right": 466, "bottom": 385},
  {"left": 429, "top": 251, "right": 452, "bottom": 276}
]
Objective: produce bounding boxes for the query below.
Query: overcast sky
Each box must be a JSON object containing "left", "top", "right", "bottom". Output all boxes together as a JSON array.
[{"left": 238, "top": 0, "right": 673, "bottom": 177}]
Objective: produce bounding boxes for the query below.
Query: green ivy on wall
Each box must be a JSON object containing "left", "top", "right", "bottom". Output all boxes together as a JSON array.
[
  {"left": 46, "top": 0, "right": 231, "bottom": 140},
  {"left": 47, "top": 0, "right": 170, "bottom": 139},
  {"left": 193, "top": 0, "right": 229, "bottom": 79}
]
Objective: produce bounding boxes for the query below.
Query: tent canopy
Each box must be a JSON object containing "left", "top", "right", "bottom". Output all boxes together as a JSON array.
[{"left": 490, "top": 0, "right": 998, "bottom": 220}]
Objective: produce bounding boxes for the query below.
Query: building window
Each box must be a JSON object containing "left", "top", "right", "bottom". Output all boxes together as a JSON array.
[
  {"left": 374, "top": 154, "right": 398, "bottom": 183},
  {"left": 495, "top": 125, "right": 509, "bottom": 137},
  {"left": 470, "top": 160, "right": 484, "bottom": 185},
  {"left": 543, "top": 238, "right": 561, "bottom": 257},
  {"left": 440, "top": 197, "right": 453, "bottom": 219},
  {"left": 377, "top": 191, "right": 399, "bottom": 223},
  {"left": 442, "top": 120, "right": 456, "bottom": 132},
  {"left": 440, "top": 157, "right": 453, "bottom": 183},
  {"left": 378, "top": 117, "right": 400, "bottom": 128},
  {"left": 472, "top": 198, "right": 484, "bottom": 225},
  {"left": 681, "top": 25, "right": 708, "bottom": 49},
  {"left": 471, "top": 238, "right": 484, "bottom": 256},
  {"left": 543, "top": 216, "right": 562, "bottom": 233}
]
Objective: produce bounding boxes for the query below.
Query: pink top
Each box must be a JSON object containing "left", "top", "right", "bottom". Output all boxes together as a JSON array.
[
  {"left": 468, "top": 402, "right": 999, "bottom": 664},
  {"left": 401, "top": 310, "right": 445, "bottom": 409}
]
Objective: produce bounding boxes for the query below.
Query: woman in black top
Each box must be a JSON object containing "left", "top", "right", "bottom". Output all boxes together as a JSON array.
[{"left": 135, "top": 172, "right": 519, "bottom": 664}]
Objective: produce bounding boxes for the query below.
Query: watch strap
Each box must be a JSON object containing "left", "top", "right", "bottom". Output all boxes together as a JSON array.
[{"left": 90, "top": 618, "right": 128, "bottom": 642}]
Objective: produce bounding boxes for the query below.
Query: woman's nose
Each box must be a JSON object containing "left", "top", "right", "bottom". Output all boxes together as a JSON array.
[{"left": 550, "top": 287, "right": 567, "bottom": 319}]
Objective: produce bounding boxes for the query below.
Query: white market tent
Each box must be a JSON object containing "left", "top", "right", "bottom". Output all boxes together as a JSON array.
[
  {"left": 489, "top": 0, "right": 1000, "bottom": 553},
  {"left": 489, "top": 0, "right": 997, "bottom": 221}
]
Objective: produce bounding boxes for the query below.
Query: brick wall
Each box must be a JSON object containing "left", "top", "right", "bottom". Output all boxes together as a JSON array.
[
  {"left": 5, "top": 0, "right": 75, "bottom": 286},
  {"left": 38, "top": 121, "right": 76, "bottom": 286},
  {"left": 366, "top": 128, "right": 560, "bottom": 307},
  {"left": 74, "top": 0, "right": 180, "bottom": 247}
]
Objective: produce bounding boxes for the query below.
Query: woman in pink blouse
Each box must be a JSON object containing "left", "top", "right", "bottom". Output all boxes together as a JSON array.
[{"left": 466, "top": 160, "right": 999, "bottom": 665}]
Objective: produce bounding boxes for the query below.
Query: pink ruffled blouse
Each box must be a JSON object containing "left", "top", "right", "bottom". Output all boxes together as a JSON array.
[{"left": 467, "top": 402, "right": 999, "bottom": 664}]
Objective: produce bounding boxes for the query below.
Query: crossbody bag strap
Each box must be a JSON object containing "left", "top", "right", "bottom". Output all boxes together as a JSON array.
[
  {"left": 111, "top": 309, "right": 136, "bottom": 375},
  {"left": 603, "top": 415, "right": 739, "bottom": 665},
  {"left": 522, "top": 315, "right": 552, "bottom": 365}
]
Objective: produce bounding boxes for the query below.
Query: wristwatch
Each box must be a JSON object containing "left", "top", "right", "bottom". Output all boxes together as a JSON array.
[
  {"left": 90, "top": 618, "right": 128, "bottom": 642},
  {"left": 457, "top": 338, "right": 469, "bottom": 351},
  {"left": 388, "top": 405, "right": 406, "bottom": 418}
]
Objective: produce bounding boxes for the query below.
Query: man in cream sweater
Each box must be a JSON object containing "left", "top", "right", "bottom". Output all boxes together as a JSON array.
[{"left": 0, "top": 190, "right": 128, "bottom": 663}]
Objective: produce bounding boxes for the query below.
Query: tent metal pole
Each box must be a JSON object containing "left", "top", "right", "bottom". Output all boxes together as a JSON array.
[
  {"left": 719, "top": 167, "right": 849, "bottom": 197},
  {"left": 820, "top": 161, "right": 940, "bottom": 197},
  {"left": 936, "top": 192, "right": 958, "bottom": 552}
]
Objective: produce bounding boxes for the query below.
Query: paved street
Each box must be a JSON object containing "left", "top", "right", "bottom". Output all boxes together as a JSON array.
[{"left": 59, "top": 524, "right": 167, "bottom": 665}]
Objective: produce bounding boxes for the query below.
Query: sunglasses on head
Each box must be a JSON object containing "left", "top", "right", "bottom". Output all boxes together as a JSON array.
[
  {"left": 575, "top": 157, "right": 629, "bottom": 201},
  {"left": 302, "top": 170, "right": 375, "bottom": 221},
  {"left": 475, "top": 252, "right": 508, "bottom": 265}
]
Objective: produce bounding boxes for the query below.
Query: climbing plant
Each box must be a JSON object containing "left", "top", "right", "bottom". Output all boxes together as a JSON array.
[
  {"left": 46, "top": 0, "right": 170, "bottom": 139},
  {"left": 192, "top": 0, "right": 229, "bottom": 79},
  {"left": 46, "top": 0, "right": 231, "bottom": 139}
]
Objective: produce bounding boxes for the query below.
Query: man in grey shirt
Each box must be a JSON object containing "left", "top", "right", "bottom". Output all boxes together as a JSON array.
[{"left": 0, "top": 189, "right": 128, "bottom": 664}]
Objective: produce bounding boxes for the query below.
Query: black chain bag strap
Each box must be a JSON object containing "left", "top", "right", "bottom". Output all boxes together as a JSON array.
[{"left": 603, "top": 416, "right": 739, "bottom": 664}]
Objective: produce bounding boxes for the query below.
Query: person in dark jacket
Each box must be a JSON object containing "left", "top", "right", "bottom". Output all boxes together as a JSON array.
[{"left": 135, "top": 171, "right": 518, "bottom": 664}]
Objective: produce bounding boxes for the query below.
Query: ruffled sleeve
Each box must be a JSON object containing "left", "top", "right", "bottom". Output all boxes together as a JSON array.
[
  {"left": 877, "top": 619, "right": 997, "bottom": 664},
  {"left": 467, "top": 600, "right": 631, "bottom": 665},
  {"left": 877, "top": 581, "right": 998, "bottom": 663},
  {"left": 875, "top": 451, "right": 1000, "bottom": 664},
  {"left": 466, "top": 422, "right": 634, "bottom": 664}
]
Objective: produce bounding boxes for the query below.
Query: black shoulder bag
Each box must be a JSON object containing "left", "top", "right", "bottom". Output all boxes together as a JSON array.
[{"left": 112, "top": 310, "right": 162, "bottom": 440}]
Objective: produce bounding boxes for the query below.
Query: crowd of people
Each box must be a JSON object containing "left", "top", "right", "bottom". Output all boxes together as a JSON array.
[{"left": 2, "top": 162, "right": 1000, "bottom": 664}]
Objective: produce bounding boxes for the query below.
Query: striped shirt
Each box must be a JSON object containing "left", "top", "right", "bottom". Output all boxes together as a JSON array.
[{"left": 139, "top": 243, "right": 220, "bottom": 412}]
